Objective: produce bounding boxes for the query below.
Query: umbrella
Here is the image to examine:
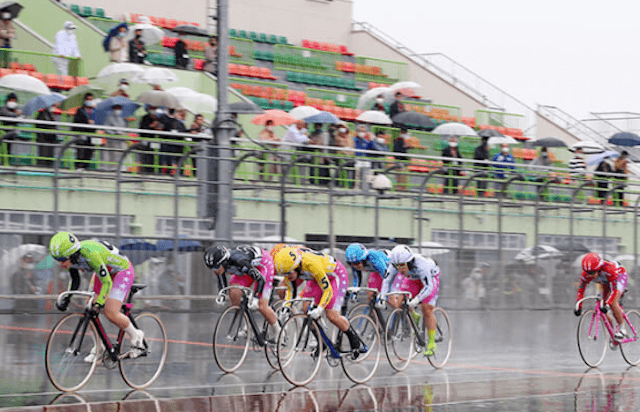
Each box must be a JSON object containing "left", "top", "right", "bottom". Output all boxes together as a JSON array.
[
  {"left": 254, "top": 235, "right": 301, "bottom": 251},
  {"left": 569, "top": 141, "right": 605, "bottom": 155},
  {"left": 22, "top": 93, "right": 65, "bottom": 117},
  {"left": 0, "top": 244, "right": 48, "bottom": 278},
  {"left": 136, "top": 90, "right": 180, "bottom": 108},
  {"left": 229, "top": 100, "right": 264, "bottom": 115},
  {"left": 530, "top": 137, "right": 568, "bottom": 148},
  {"left": 155, "top": 239, "right": 203, "bottom": 252},
  {"left": 96, "top": 63, "right": 146, "bottom": 85},
  {"left": 415, "top": 241, "right": 451, "bottom": 258},
  {"left": 0, "top": 74, "right": 50, "bottom": 95},
  {"left": 94, "top": 96, "right": 140, "bottom": 125},
  {"left": 251, "top": 109, "right": 297, "bottom": 126},
  {"left": 0, "top": 1, "right": 22, "bottom": 19},
  {"left": 609, "top": 132, "right": 640, "bottom": 147},
  {"left": 166, "top": 87, "right": 217, "bottom": 113},
  {"left": 391, "top": 111, "right": 436, "bottom": 130},
  {"left": 120, "top": 239, "right": 157, "bottom": 266},
  {"left": 135, "top": 67, "right": 179, "bottom": 85},
  {"left": 304, "top": 111, "right": 340, "bottom": 124},
  {"left": 356, "top": 86, "right": 391, "bottom": 110},
  {"left": 385, "top": 81, "right": 422, "bottom": 100},
  {"left": 553, "top": 240, "right": 590, "bottom": 254},
  {"left": 478, "top": 129, "right": 504, "bottom": 138},
  {"left": 356, "top": 110, "right": 393, "bottom": 125},
  {"left": 172, "top": 25, "right": 210, "bottom": 37},
  {"left": 514, "top": 245, "right": 563, "bottom": 262},
  {"left": 102, "top": 22, "right": 128, "bottom": 52},
  {"left": 587, "top": 150, "right": 620, "bottom": 166},
  {"left": 487, "top": 135, "right": 518, "bottom": 146},
  {"left": 432, "top": 122, "right": 478, "bottom": 137},
  {"left": 126, "top": 23, "right": 163, "bottom": 46},
  {"left": 59, "top": 84, "right": 105, "bottom": 110},
  {"left": 289, "top": 105, "right": 320, "bottom": 120}
]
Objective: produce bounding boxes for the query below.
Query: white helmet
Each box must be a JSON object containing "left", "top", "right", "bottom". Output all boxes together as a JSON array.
[{"left": 390, "top": 245, "right": 414, "bottom": 265}]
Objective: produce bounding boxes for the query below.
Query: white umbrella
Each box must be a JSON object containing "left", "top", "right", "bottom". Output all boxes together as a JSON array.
[
  {"left": 135, "top": 67, "right": 179, "bottom": 85},
  {"left": 96, "top": 63, "right": 146, "bottom": 85},
  {"left": 0, "top": 74, "right": 50, "bottom": 95},
  {"left": 415, "top": 241, "right": 451, "bottom": 258},
  {"left": 356, "top": 110, "right": 393, "bottom": 125},
  {"left": 587, "top": 151, "right": 619, "bottom": 166},
  {"left": 487, "top": 135, "right": 518, "bottom": 147},
  {"left": 254, "top": 235, "right": 301, "bottom": 251},
  {"left": 136, "top": 90, "right": 180, "bottom": 108},
  {"left": 569, "top": 141, "right": 605, "bottom": 155},
  {"left": 289, "top": 106, "right": 320, "bottom": 120},
  {"left": 166, "top": 87, "right": 217, "bottom": 113},
  {"left": 0, "top": 244, "right": 48, "bottom": 277},
  {"left": 356, "top": 86, "right": 391, "bottom": 110},
  {"left": 432, "top": 122, "right": 478, "bottom": 137},
  {"left": 384, "top": 81, "right": 422, "bottom": 100},
  {"left": 126, "top": 23, "right": 164, "bottom": 46},
  {"left": 515, "top": 245, "right": 563, "bottom": 262}
]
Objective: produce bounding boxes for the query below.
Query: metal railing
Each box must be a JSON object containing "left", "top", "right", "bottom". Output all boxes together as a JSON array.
[
  {"left": 355, "top": 56, "right": 408, "bottom": 83},
  {"left": 273, "top": 44, "right": 343, "bottom": 77}
]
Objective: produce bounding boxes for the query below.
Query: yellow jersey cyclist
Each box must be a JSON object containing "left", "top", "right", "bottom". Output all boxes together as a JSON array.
[
  {"left": 273, "top": 246, "right": 362, "bottom": 355},
  {"left": 380, "top": 245, "right": 441, "bottom": 356},
  {"left": 49, "top": 232, "right": 145, "bottom": 360}
]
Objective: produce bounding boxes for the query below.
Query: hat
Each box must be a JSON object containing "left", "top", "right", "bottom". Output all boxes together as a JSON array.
[
  {"left": 64, "top": 21, "right": 76, "bottom": 30},
  {"left": 7, "top": 92, "right": 17, "bottom": 100},
  {"left": 119, "top": 78, "right": 130, "bottom": 84}
]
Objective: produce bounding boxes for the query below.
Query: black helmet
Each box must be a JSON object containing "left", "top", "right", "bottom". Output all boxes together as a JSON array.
[{"left": 204, "top": 245, "right": 230, "bottom": 269}]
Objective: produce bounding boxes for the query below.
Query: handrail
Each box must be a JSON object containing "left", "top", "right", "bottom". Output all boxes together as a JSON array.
[{"left": 13, "top": 19, "right": 54, "bottom": 48}]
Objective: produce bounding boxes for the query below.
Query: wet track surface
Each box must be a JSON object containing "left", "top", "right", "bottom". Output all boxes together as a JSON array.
[{"left": 3, "top": 310, "right": 640, "bottom": 411}]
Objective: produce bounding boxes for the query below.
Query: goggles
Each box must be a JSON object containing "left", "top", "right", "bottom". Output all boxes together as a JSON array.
[
  {"left": 349, "top": 260, "right": 366, "bottom": 266},
  {"left": 392, "top": 263, "right": 408, "bottom": 269},
  {"left": 54, "top": 256, "right": 71, "bottom": 263}
]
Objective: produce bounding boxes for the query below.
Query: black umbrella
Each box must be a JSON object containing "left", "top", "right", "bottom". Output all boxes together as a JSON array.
[
  {"left": 553, "top": 240, "right": 590, "bottom": 254},
  {"left": 171, "top": 25, "right": 209, "bottom": 37},
  {"left": 530, "top": 136, "right": 568, "bottom": 148},
  {"left": 609, "top": 132, "right": 640, "bottom": 147},
  {"left": 229, "top": 100, "right": 264, "bottom": 114},
  {"left": 0, "top": 1, "right": 22, "bottom": 19},
  {"left": 478, "top": 129, "right": 504, "bottom": 138},
  {"left": 391, "top": 111, "right": 436, "bottom": 131}
]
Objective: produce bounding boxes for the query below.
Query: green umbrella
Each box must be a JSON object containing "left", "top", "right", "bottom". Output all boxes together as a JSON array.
[
  {"left": 36, "top": 254, "right": 55, "bottom": 270},
  {"left": 60, "top": 84, "right": 105, "bottom": 111}
]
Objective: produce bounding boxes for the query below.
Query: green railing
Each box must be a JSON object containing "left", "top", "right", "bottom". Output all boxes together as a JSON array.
[
  {"left": 228, "top": 77, "right": 289, "bottom": 90},
  {"left": 406, "top": 101, "right": 462, "bottom": 117},
  {"left": 86, "top": 17, "right": 120, "bottom": 33},
  {"left": 305, "top": 87, "right": 361, "bottom": 108},
  {"left": 355, "top": 56, "right": 408, "bottom": 83},
  {"left": 149, "top": 36, "right": 254, "bottom": 66},
  {"left": 274, "top": 44, "right": 343, "bottom": 76},
  {"left": 475, "top": 109, "right": 524, "bottom": 129},
  {"left": 4, "top": 49, "right": 82, "bottom": 77}
]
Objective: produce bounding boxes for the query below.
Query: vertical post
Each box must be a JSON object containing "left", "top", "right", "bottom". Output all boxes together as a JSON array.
[
  {"left": 328, "top": 163, "right": 335, "bottom": 255},
  {"left": 115, "top": 142, "right": 146, "bottom": 245},
  {"left": 174, "top": 147, "right": 203, "bottom": 265},
  {"left": 374, "top": 193, "right": 379, "bottom": 248},
  {"left": 53, "top": 138, "right": 81, "bottom": 232}
]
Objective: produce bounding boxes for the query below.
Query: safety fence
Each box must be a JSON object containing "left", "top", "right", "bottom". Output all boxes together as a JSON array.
[
  {"left": 0, "top": 48, "right": 83, "bottom": 77},
  {"left": 475, "top": 109, "right": 524, "bottom": 130},
  {"left": 305, "top": 87, "right": 361, "bottom": 108},
  {"left": 273, "top": 44, "right": 344, "bottom": 77},
  {"left": 355, "top": 56, "right": 408, "bottom": 83}
]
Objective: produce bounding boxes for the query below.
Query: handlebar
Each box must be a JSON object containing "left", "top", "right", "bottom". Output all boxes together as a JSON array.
[
  {"left": 346, "top": 286, "right": 379, "bottom": 296},
  {"left": 386, "top": 291, "right": 412, "bottom": 299},
  {"left": 575, "top": 295, "right": 601, "bottom": 311},
  {"left": 57, "top": 291, "right": 95, "bottom": 310},
  {"left": 216, "top": 285, "right": 254, "bottom": 306}
]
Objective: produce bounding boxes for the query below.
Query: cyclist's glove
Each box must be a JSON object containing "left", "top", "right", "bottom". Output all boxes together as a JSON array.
[
  {"left": 375, "top": 298, "right": 387, "bottom": 310},
  {"left": 309, "top": 306, "right": 324, "bottom": 320},
  {"left": 248, "top": 297, "right": 259, "bottom": 311},
  {"left": 408, "top": 297, "right": 421, "bottom": 309},
  {"left": 600, "top": 301, "right": 608, "bottom": 314},
  {"left": 574, "top": 308, "right": 582, "bottom": 317},
  {"left": 56, "top": 296, "right": 71, "bottom": 312}
]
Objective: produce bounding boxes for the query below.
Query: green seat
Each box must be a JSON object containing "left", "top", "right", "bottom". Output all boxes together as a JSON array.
[
  {"left": 164, "top": 54, "right": 176, "bottom": 66},
  {"left": 81, "top": 6, "right": 92, "bottom": 16},
  {"left": 238, "top": 30, "right": 248, "bottom": 39},
  {"left": 304, "top": 73, "right": 316, "bottom": 85},
  {"left": 95, "top": 7, "right": 105, "bottom": 18},
  {"left": 286, "top": 71, "right": 296, "bottom": 82},
  {"left": 293, "top": 72, "right": 304, "bottom": 83},
  {"left": 229, "top": 28, "right": 237, "bottom": 37},
  {"left": 346, "top": 79, "right": 357, "bottom": 90},
  {"left": 70, "top": 4, "right": 80, "bottom": 14},
  {"left": 259, "top": 33, "right": 268, "bottom": 43},
  {"left": 279, "top": 36, "right": 288, "bottom": 45},
  {"left": 273, "top": 53, "right": 284, "bottom": 64},
  {"left": 325, "top": 76, "right": 338, "bottom": 87},
  {"left": 253, "top": 49, "right": 263, "bottom": 60},
  {"left": 262, "top": 50, "right": 274, "bottom": 61},
  {"left": 268, "top": 35, "right": 278, "bottom": 44},
  {"left": 283, "top": 101, "right": 294, "bottom": 111},
  {"left": 257, "top": 98, "right": 270, "bottom": 109},
  {"left": 335, "top": 77, "right": 347, "bottom": 89},
  {"left": 147, "top": 53, "right": 164, "bottom": 65},
  {"left": 249, "top": 31, "right": 258, "bottom": 41},
  {"left": 270, "top": 100, "right": 284, "bottom": 110}
]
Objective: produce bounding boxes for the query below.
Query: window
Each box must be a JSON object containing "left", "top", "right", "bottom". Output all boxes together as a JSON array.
[
  {"left": 431, "top": 229, "right": 526, "bottom": 251},
  {"left": 0, "top": 210, "right": 132, "bottom": 235},
  {"left": 155, "top": 217, "right": 280, "bottom": 240}
]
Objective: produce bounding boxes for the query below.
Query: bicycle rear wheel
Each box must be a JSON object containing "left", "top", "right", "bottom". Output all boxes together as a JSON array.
[
  {"left": 427, "top": 308, "right": 452, "bottom": 368},
  {"left": 348, "top": 304, "right": 380, "bottom": 328},
  {"left": 384, "top": 308, "right": 415, "bottom": 372},
  {"left": 213, "top": 306, "right": 251, "bottom": 373},
  {"left": 577, "top": 309, "right": 607, "bottom": 368},
  {"left": 45, "top": 313, "right": 99, "bottom": 392},
  {"left": 621, "top": 309, "right": 640, "bottom": 366},
  {"left": 341, "top": 314, "right": 380, "bottom": 384},
  {"left": 264, "top": 319, "right": 280, "bottom": 370},
  {"left": 120, "top": 313, "right": 168, "bottom": 389},
  {"left": 277, "top": 314, "right": 323, "bottom": 386}
]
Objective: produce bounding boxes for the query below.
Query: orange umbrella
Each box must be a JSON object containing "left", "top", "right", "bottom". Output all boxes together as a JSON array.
[{"left": 251, "top": 109, "right": 297, "bottom": 126}]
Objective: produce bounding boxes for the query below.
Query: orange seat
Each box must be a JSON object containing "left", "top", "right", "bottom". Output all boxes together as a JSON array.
[
  {"left": 167, "top": 19, "right": 178, "bottom": 29},
  {"left": 249, "top": 85, "right": 262, "bottom": 97},
  {"left": 228, "top": 63, "right": 239, "bottom": 75},
  {"left": 8, "top": 62, "right": 20, "bottom": 71},
  {"left": 130, "top": 13, "right": 141, "bottom": 24},
  {"left": 259, "top": 67, "right": 277, "bottom": 80},
  {"left": 44, "top": 74, "right": 62, "bottom": 89},
  {"left": 22, "top": 63, "right": 36, "bottom": 72},
  {"left": 60, "top": 75, "right": 75, "bottom": 90},
  {"left": 237, "top": 65, "right": 250, "bottom": 77},
  {"left": 161, "top": 37, "right": 176, "bottom": 48},
  {"left": 148, "top": 16, "right": 159, "bottom": 25},
  {"left": 335, "top": 61, "right": 343, "bottom": 71},
  {"left": 191, "top": 41, "right": 204, "bottom": 52},
  {"left": 320, "top": 42, "right": 329, "bottom": 51},
  {"left": 311, "top": 41, "right": 320, "bottom": 50},
  {"left": 12, "top": 69, "right": 28, "bottom": 76},
  {"left": 194, "top": 59, "right": 204, "bottom": 70},
  {"left": 75, "top": 77, "right": 89, "bottom": 86},
  {"left": 248, "top": 66, "right": 261, "bottom": 78},
  {"left": 29, "top": 71, "right": 44, "bottom": 81},
  {"left": 157, "top": 17, "right": 168, "bottom": 28},
  {"left": 302, "top": 39, "right": 311, "bottom": 48},
  {"left": 273, "top": 88, "right": 287, "bottom": 100},
  {"left": 339, "top": 45, "right": 353, "bottom": 56}
]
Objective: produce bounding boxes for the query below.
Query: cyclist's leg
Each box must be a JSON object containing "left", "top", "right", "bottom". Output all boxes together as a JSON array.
[
  {"left": 366, "top": 271, "right": 383, "bottom": 303},
  {"left": 611, "top": 274, "right": 629, "bottom": 335},
  {"left": 422, "top": 276, "right": 440, "bottom": 356},
  {"left": 257, "top": 254, "right": 278, "bottom": 326},
  {"left": 387, "top": 273, "right": 405, "bottom": 309},
  {"left": 229, "top": 274, "right": 251, "bottom": 306},
  {"left": 401, "top": 277, "right": 423, "bottom": 325},
  {"left": 327, "top": 262, "right": 359, "bottom": 351},
  {"left": 102, "top": 264, "right": 143, "bottom": 347}
]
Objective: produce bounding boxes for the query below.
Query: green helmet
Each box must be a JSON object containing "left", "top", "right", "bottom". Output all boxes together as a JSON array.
[{"left": 49, "top": 232, "right": 81, "bottom": 259}]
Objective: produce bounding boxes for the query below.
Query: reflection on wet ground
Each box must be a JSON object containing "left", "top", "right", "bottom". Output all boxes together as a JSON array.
[{"left": 3, "top": 310, "right": 640, "bottom": 411}]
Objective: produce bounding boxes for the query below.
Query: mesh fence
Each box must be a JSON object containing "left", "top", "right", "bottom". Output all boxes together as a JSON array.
[
  {"left": 274, "top": 44, "right": 343, "bottom": 77},
  {"left": 305, "top": 87, "right": 361, "bottom": 108},
  {"left": 475, "top": 109, "right": 524, "bottom": 129},
  {"left": 355, "top": 56, "right": 408, "bottom": 83}
]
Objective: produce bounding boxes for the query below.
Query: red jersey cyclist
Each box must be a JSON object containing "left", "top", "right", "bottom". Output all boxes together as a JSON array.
[{"left": 575, "top": 252, "right": 629, "bottom": 339}]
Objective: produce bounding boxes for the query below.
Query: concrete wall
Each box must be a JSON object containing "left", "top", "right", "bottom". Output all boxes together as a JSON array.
[{"left": 535, "top": 112, "right": 581, "bottom": 144}]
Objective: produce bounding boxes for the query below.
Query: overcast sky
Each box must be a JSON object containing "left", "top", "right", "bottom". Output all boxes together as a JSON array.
[{"left": 352, "top": 0, "right": 640, "bottom": 122}]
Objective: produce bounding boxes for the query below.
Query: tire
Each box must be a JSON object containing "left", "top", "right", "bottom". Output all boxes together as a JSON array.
[
  {"left": 427, "top": 308, "right": 453, "bottom": 368},
  {"left": 384, "top": 308, "right": 414, "bottom": 372},
  {"left": 213, "top": 306, "right": 251, "bottom": 373},
  {"left": 577, "top": 309, "right": 607, "bottom": 368},
  {"left": 348, "top": 304, "right": 380, "bottom": 328},
  {"left": 119, "top": 313, "right": 168, "bottom": 389},
  {"left": 264, "top": 319, "right": 280, "bottom": 370},
  {"left": 341, "top": 314, "right": 381, "bottom": 384},
  {"left": 621, "top": 309, "right": 640, "bottom": 366},
  {"left": 277, "top": 314, "right": 323, "bottom": 386},
  {"left": 45, "top": 313, "right": 99, "bottom": 392}
]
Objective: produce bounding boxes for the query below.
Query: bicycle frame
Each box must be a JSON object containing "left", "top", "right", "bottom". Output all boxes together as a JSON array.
[
  {"left": 346, "top": 287, "right": 387, "bottom": 329},
  {"left": 217, "top": 285, "right": 268, "bottom": 348},
  {"left": 387, "top": 291, "right": 426, "bottom": 348},
  {"left": 576, "top": 295, "right": 639, "bottom": 345}
]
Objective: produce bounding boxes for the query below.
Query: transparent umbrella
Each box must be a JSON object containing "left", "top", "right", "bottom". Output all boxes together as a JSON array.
[
  {"left": 432, "top": 122, "right": 478, "bottom": 137},
  {"left": 356, "top": 86, "right": 391, "bottom": 110},
  {"left": 0, "top": 244, "right": 48, "bottom": 278},
  {"left": 569, "top": 141, "right": 605, "bottom": 155},
  {"left": 289, "top": 106, "right": 320, "bottom": 120},
  {"left": 59, "top": 84, "right": 105, "bottom": 111},
  {"left": 135, "top": 67, "right": 179, "bottom": 85},
  {"left": 0, "top": 74, "right": 50, "bottom": 95},
  {"left": 126, "top": 23, "right": 164, "bottom": 46},
  {"left": 384, "top": 81, "right": 422, "bottom": 100},
  {"left": 415, "top": 241, "right": 451, "bottom": 258},
  {"left": 356, "top": 110, "right": 392, "bottom": 125},
  {"left": 96, "top": 63, "right": 146, "bottom": 85},
  {"left": 487, "top": 135, "right": 518, "bottom": 147},
  {"left": 136, "top": 90, "right": 180, "bottom": 108},
  {"left": 166, "top": 87, "right": 217, "bottom": 113}
]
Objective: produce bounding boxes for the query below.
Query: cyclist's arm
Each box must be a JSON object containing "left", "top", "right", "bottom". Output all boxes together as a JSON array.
[
  {"left": 308, "top": 262, "right": 333, "bottom": 309},
  {"left": 576, "top": 271, "right": 590, "bottom": 303},
  {"left": 216, "top": 273, "right": 228, "bottom": 293},
  {"left": 67, "top": 267, "right": 81, "bottom": 293},
  {"left": 283, "top": 277, "right": 293, "bottom": 302},
  {"left": 247, "top": 267, "right": 265, "bottom": 298},
  {"left": 605, "top": 268, "right": 625, "bottom": 306},
  {"left": 414, "top": 276, "right": 434, "bottom": 303},
  {"left": 351, "top": 268, "right": 362, "bottom": 288},
  {"left": 92, "top": 262, "right": 112, "bottom": 307},
  {"left": 380, "top": 266, "right": 397, "bottom": 298}
]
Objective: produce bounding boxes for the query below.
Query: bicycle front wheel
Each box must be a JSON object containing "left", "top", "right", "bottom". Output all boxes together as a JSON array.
[
  {"left": 348, "top": 304, "right": 380, "bottom": 328},
  {"left": 384, "top": 309, "right": 415, "bottom": 372},
  {"left": 341, "top": 314, "right": 380, "bottom": 384},
  {"left": 45, "top": 313, "right": 99, "bottom": 392},
  {"left": 120, "top": 313, "right": 168, "bottom": 389},
  {"left": 577, "top": 309, "right": 607, "bottom": 368},
  {"left": 277, "top": 314, "right": 323, "bottom": 386},
  {"left": 621, "top": 309, "right": 640, "bottom": 366},
  {"left": 213, "top": 306, "right": 251, "bottom": 373},
  {"left": 427, "top": 308, "right": 453, "bottom": 368}
]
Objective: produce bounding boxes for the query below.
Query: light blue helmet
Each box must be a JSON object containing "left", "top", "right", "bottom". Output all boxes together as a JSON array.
[{"left": 345, "top": 243, "right": 369, "bottom": 263}]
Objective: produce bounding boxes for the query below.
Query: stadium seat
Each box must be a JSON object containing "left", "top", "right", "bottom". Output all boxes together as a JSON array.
[
  {"left": 44, "top": 74, "right": 62, "bottom": 89},
  {"left": 12, "top": 69, "right": 28, "bottom": 76},
  {"left": 346, "top": 79, "right": 358, "bottom": 90},
  {"left": 259, "top": 33, "right": 268, "bottom": 43},
  {"left": 260, "top": 67, "right": 277, "bottom": 80},
  {"left": 279, "top": 36, "right": 288, "bottom": 45},
  {"left": 229, "top": 28, "right": 237, "bottom": 37},
  {"left": 8, "top": 62, "right": 19, "bottom": 71},
  {"left": 335, "top": 78, "right": 346, "bottom": 89},
  {"left": 28, "top": 71, "right": 44, "bottom": 82},
  {"left": 147, "top": 53, "right": 164, "bottom": 65},
  {"left": 167, "top": 19, "right": 178, "bottom": 29},
  {"left": 253, "top": 49, "right": 263, "bottom": 60},
  {"left": 60, "top": 75, "right": 75, "bottom": 90},
  {"left": 149, "top": 16, "right": 159, "bottom": 25},
  {"left": 249, "top": 31, "right": 258, "bottom": 41},
  {"left": 192, "top": 41, "right": 204, "bottom": 52},
  {"left": 95, "top": 8, "right": 105, "bottom": 18},
  {"left": 75, "top": 77, "right": 89, "bottom": 86},
  {"left": 339, "top": 45, "right": 354, "bottom": 56},
  {"left": 248, "top": 66, "right": 261, "bottom": 78},
  {"left": 81, "top": 6, "right": 92, "bottom": 17},
  {"left": 70, "top": 4, "right": 80, "bottom": 14},
  {"left": 228, "top": 45, "right": 241, "bottom": 57},
  {"left": 237, "top": 65, "right": 250, "bottom": 77},
  {"left": 162, "top": 37, "right": 177, "bottom": 48},
  {"left": 268, "top": 35, "right": 278, "bottom": 44},
  {"left": 164, "top": 54, "right": 176, "bottom": 66},
  {"left": 302, "top": 39, "right": 311, "bottom": 48},
  {"left": 238, "top": 30, "right": 248, "bottom": 39}
]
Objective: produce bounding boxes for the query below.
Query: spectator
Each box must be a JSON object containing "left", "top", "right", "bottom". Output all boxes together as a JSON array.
[
  {"left": 393, "top": 128, "right": 410, "bottom": 191},
  {"left": 230, "top": 112, "right": 243, "bottom": 138},
  {"left": 531, "top": 146, "right": 552, "bottom": 167},
  {"left": 0, "top": 11, "right": 14, "bottom": 68},
  {"left": 441, "top": 136, "right": 463, "bottom": 194},
  {"left": 161, "top": 108, "right": 187, "bottom": 174},
  {"left": 372, "top": 94, "right": 385, "bottom": 112},
  {"left": 109, "top": 25, "right": 129, "bottom": 63},
  {"left": 283, "top": 120, "right": 309, "bottom": 145},
  {"left": 35, "top": 103, "right": 60, "bottom": 168},
  {"left": 203, "top": 36, "right": 217, "bottom": 75},
  {"left": 101, "top": 104, "right": 127, "bottom": 171},
  {"left": 613, "top": 150, "right": 629, "bottom": 206},
  {"left": 462, "top": 262, "right": 489, "bottom": 309},
  {"left": 353, "top": 124, "right": 373, "bottom": 156},
  {"left": 568, "top": 147, "right": 587, "bottom": 177},
  {"left": 11, "top": 253, "right": 39, "bottom": 312},
  {"left": 333, "top": 124, "right": 356, "bottom": 187},
  {"left": 110, "top": 78, "right": 130, "bottom": 98},
  {"left": 367, "top": 130, "right": 389, "bottom": 170},
  {"left": 258, "top": 119, "right": 280, "bottom": 181},
  {"left": 138, "top": 106, "right": 164, "bottom": 174},
  {"left": 72, "top": 93, "right": 96, "bottom": 170},
  {"left": 389, "top": 91, "right": 404, "bottom": 119},
  {"left": 594, "top": 157, "right": 613, "bottom": 201},
  {"left": 175, "top": 32, "right": 190, "bottom": 69},
  {"left": 128, "top": 28, "right": 147, "bottom": 64},
  {"left": 53, "top": 22, "right": 81, "bottom": 76},
  {"left": 304, "top": 126, "right": 327, "bottom": 184},
  {"left": 474, "top": 136, "right": 490, "bottom": 194},
  {"left": 0, "top": 92, "right": 22, "bottom": 161},
  {"left": 189, "top": 113, "right": 206, "bottom": 134},
  {"left": 491, "top": 143, "right": 515, "bottom": 197}
]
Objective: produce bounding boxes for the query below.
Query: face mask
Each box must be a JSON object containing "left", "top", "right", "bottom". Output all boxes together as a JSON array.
[
  {"left": 376, "top": 98, "right": 383, "bottom": 103},
  {"left": 66, "top": 29, "right": 74, "bottom": 35},
  {"left": 376, "top": 137, "right": 385, "bottom": 144},
  {"left": 114, "top": 109, "right": 123, "bottom": 116},
  {"left": 6, "top": 101, "right": 16, "bottom": 109},
  {"left": 501, "top": 148, "right": 509, "bottom": 154},
  {"left": 135, "top": 34, "right": 141, "bottom": 40},
  {"left": 339, "top": 128, "right": 347, "bottom": 133},
  {"left": 358, "top": 132, "right": 366, "bottom": 138},
  {"left": 266, "top": 126, "right": 274, "bottom": 132},
  {"left": 449, "top": 142, "right": 458, "bottom": 148},
  {"left": 119, "top": 32, "right": 126, "bottom": 37},
  {"left": 155, "top": 109, "right": 163, "bottom": 116},
  {"left": 119, "top": 84, "right": 128, "bottom": 91},
  {"left": 2, "top": 13, "right": 10, "bottom": 20},
  {"left": 85, "top": 100, "right": 94, "bottom": 107}
]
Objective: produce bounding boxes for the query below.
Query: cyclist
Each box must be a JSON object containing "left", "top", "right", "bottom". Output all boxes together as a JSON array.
[
  {"left": 49, "top": 232, "right": 144, "bottom": 360},
  {"left": 345, "top": 243, "right": 402, "bottom": 309},
  {"left": 204, "top": 245, "right": 280, "bottom": 337},
  {"left": 575, "top": 252, "right": 629, "bottom": 339},
  {"left": 379, "top": 244, "right": 440, "bottom": 356},
  {"left": 273, "top": 246, "right": 362, "bottom": 355}
]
